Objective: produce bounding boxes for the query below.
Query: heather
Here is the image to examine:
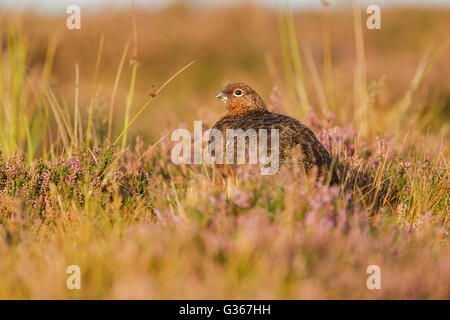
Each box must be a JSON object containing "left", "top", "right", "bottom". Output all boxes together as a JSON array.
[
  {"left": 0, "top": 3, "right": 449, "bottom": 299},
  {"left": 0, "top": 116, "right": 448, "bottom": 298}
]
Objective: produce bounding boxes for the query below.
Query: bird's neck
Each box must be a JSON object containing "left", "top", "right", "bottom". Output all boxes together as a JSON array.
[{"left": 225, "top": 104, "right": 267, "bottom": 118}]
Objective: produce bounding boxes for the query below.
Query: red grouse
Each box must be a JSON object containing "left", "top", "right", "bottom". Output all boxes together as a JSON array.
[{"left": 211, "top": 82, "right": 339, "bottom": 184}]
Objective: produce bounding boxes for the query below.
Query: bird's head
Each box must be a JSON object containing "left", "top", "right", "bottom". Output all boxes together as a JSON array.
[{"left": 215, "top": 82, "right": 267, "bottom": 117}]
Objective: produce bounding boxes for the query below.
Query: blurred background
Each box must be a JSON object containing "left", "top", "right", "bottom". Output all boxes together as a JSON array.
[{"left": 0, "top": 0, "right": 449, "bottom": 159}]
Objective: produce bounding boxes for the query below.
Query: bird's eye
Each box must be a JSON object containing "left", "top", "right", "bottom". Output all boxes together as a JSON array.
[{"left": 233, "top": 89, "right": 243, "bottom": 97}]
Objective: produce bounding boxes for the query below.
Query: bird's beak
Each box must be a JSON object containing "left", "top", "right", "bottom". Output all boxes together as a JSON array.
[{"left": 215, "top": 92, "right": 228, "bottom": 103}]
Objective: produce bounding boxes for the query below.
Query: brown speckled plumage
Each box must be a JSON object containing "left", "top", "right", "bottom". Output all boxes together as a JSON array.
[{"left": 211, "top": 83, "right": 339, "bottom": 184}]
